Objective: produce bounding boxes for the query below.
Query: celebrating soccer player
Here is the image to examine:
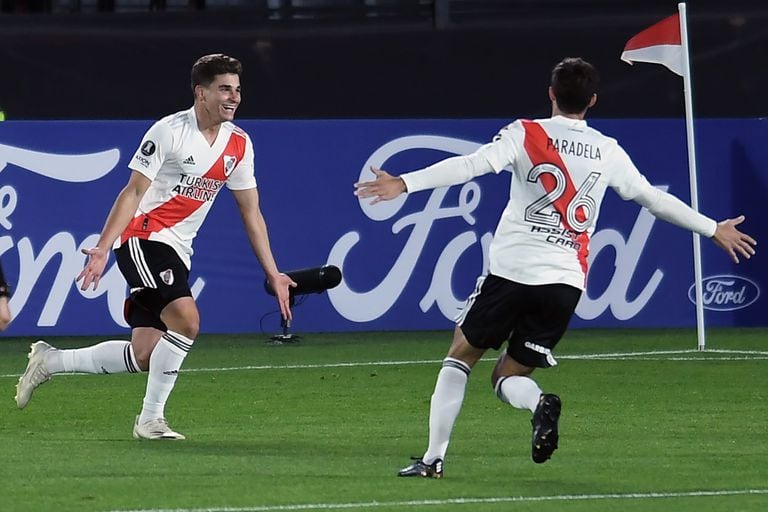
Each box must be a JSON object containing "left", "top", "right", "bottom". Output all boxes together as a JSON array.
[
  {"left": 355, "top": 57, "right": 757, "bottom": 478},
  {"left": 16, "top": 54, "right": 296, "bottom": 440}
]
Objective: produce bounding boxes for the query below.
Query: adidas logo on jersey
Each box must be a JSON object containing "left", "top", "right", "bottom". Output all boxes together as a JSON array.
[{"left": 182, "top": 155, "right": 195, "bottom": 165}]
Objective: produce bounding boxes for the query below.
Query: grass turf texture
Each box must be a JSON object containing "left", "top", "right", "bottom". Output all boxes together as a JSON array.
[{"left": 0, "top": 328, "right": 766, "bottom": 512}]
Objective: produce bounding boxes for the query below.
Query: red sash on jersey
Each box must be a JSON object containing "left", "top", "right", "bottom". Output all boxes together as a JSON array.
[
  {"left": 521, "top": 120, "right": 590, "bottom": 279},
  {"left": 120, "top": 130, "right": 246, "bottom": 245}
]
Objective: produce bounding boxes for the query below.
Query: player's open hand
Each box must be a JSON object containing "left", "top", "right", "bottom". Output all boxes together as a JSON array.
[
  {"left": 711, "top": 215, "right": 757, "bottom": 263},
  {"left": 353, "top": 166, "right": 407, "bottom": 204},
  {"left": 269, "top": 272, "right": 297, "bottom": 321},
  {"left": 76, "top": 246, "right": 110, "bottom": 291}
]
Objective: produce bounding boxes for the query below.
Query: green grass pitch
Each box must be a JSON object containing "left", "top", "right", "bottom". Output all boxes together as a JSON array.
[{"left": 0, "top": 328, "right": 766, "bottom": 512}]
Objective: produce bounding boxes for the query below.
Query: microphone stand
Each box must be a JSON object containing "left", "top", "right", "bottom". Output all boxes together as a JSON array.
[
  {"left": 263, "top": 266, "right": 342, "bottom": 345},
  {"left": 269, "top": 295, "right": 301, "bottom": 344}
]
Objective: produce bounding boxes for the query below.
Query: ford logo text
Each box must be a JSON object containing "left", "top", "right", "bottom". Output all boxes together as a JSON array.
[{"left": 688, "top": 275, "right": 760, "bottom": 312}]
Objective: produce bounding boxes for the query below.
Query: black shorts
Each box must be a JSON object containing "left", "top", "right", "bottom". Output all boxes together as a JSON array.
[
  {"left": 457, "top": 274, "right": 582, "bottom": 368},
  {"left": 114, "top": 237, "right": 192, "bottom": 330}
]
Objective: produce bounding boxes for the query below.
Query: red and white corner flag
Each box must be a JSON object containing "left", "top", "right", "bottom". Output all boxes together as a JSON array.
[
  {"left": 621, "top": 12, "right": 683, "bottom": 76},
  {"left": 621, "top": 3, "right": 708, "bottom": 351}
]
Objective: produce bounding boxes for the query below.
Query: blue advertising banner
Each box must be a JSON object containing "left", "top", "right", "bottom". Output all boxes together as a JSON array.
[{"left": 0, "top": 118, "right": 764, "bottom": 336}]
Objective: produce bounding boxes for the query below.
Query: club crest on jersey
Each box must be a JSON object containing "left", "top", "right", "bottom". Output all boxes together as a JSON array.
[
  {"left": 160, "top": 269, "right": 174, "bottom": 286},
  {"left": 222, "top": 155, "right": 237, "bottom": 176}
]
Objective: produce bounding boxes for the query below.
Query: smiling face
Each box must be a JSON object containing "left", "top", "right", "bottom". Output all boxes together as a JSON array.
[{"left": 195, "top": 73, "right": 241, "bottom": 124}]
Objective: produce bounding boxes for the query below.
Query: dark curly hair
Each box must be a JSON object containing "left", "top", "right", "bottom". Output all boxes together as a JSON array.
[
  {"left": 190, "top": 54, "right": 242, "bottom": 92},
  {"left": 550, "top": 57, "right": 600, "bottom": 114}
]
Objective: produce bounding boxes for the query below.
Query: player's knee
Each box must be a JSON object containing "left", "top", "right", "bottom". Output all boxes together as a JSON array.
[
  {"left": 180, "top": 305, "right": 200, "bottom": 339},
  {"left": 185, "top": 321, "right": 199, "bottom": 340},
  {"left": 172, "top": 316, "right": 199, "bottom": 340},
  {"left": 161, "top": 298, "right": 200, "bottom": 339}
]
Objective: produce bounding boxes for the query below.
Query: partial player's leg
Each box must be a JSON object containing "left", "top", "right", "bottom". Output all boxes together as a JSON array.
[
  {"left": 129, "top": 327, "right": 166, "bottom": 371},
  {"left": 398, "top": 325, "right": 486, "bottom": 479},
  {"left": 14, "top": 290, "right": 169, "bottom": 410},
  {"left": 114, "top": 237, "right": 194, "bottom": 440},
  {"left": 15, "top": 323, "right": 146, "bottom": 409},
  {"left": 132, "top": 295, "right": 198, "bottom": 440},
  {"left": 399, "top": 275, "right": 515, "bottom": 479},
  {"left": 491, "top": 282, "right": 581, "bottom": 463},
  {"left": 492, "top": 353, "right": 561, "bottom": 463}
]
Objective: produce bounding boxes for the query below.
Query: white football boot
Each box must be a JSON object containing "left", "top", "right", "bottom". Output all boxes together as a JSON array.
[
  {"left": 132, "top": 416, "right": 186, "bottom": 440},
  {"left": 15, "top": 340, "right": 55, "bottom": 409}
]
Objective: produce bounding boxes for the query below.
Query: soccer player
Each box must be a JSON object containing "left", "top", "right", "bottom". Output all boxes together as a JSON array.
[
  {"left": 0, "top": 260, "right": 12, "bottom": 331},
  {"left": 354, "top": 57, "right": 757, "bottom": 478},
  {"left": 15, "top": 54, "right": 296, "bottom": 440}
]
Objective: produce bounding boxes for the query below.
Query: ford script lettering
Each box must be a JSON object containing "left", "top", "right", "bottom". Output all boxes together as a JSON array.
[
  {"left": 0, "top": 145, "right": 205, "bottom": 328},
  {"left": 689, "top": 275, "right": 760, "bottom": 312},
  {"left": 329, "top": 135, "right": 667, "bottom": 324}
]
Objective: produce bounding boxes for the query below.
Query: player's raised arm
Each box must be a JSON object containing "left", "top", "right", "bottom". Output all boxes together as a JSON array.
[{"left": 354, "top": 147, "right": 501, "bottom": 205}]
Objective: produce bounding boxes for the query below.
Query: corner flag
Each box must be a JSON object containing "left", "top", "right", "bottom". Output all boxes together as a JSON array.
[
  {"left": 621, "top": 13, "right": 683, "bottom": 76},
  {"left": 621, "top": 3, "right": 708, "bottom": 351}
]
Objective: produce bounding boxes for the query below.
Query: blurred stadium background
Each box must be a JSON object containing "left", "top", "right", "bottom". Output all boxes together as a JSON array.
[{"left": 0, "top": 0, "right": 765, "bottom": 119}]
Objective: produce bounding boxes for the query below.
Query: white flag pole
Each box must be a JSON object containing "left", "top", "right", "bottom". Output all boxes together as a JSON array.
[{"left": 678, "top": 2, "right": 706, "bottom": 351}]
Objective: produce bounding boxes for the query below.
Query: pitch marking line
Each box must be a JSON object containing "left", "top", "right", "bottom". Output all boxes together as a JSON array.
[
  {"left": 178, "top": 349, "right": 768, "bottom": 374},
  {"left": 109, "top": 488, "right": 768, "bottom": 512},
  {"left": 1, "top": 349, "right": 766, "bottom": 379},
  {"left": 567, "top": 348, "right": 768, "bottom": 359}
]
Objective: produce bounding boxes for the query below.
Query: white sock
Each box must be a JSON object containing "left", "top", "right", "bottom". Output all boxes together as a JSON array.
[
  {"left": 139, "top": 331, "right": 193, "bottom": 424},
  {"left": 422, "top": 357, "right": 471, "bottom": 464},
  {"left": 45, "top": 341, "right": 140, "bottom": 374},
  {"left": 495, "top": 375, "right": 542, "bottom": 413}
]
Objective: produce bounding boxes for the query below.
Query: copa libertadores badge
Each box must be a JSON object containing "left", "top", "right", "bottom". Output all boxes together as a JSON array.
[{"left": 141, "top": 140, "right": 156, "bottom": 156}]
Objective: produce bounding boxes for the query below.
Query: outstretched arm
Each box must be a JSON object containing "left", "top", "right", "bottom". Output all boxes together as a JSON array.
[
  {"left": 632, "top": 186, "right": 756, "bottom": 264},
  {"left": 77, "top": 170, "right": 151, "bottom": 291},
  {"left": 231, "top": 187, "right": 296, "bottom": 321},
  {"left": 354, "top": 147, "right": 500, "bottom": 204}
]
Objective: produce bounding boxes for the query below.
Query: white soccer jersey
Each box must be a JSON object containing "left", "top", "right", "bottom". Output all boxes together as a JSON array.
[
  {"left": 402, "top": 116, "right": 716, "bottom": 290},
  {"left": 121, "top": 107, "right": 257, "bottom": 268}
]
